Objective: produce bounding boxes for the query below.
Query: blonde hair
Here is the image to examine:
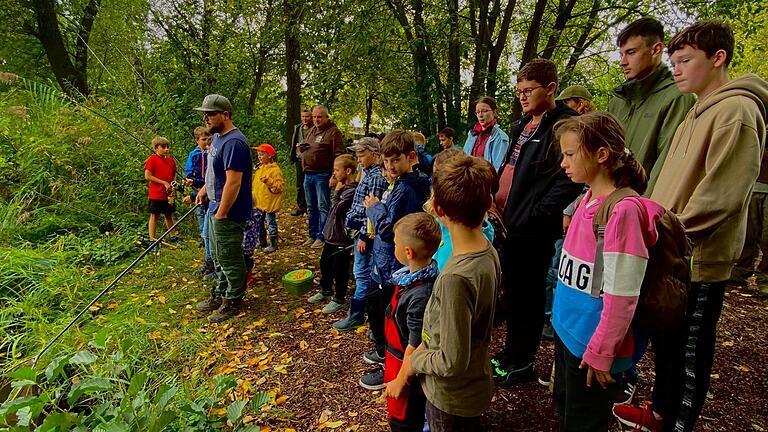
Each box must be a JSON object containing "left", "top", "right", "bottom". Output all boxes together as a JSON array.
[
  {"left": 411, "top": 132, "right": 426, "bottom": 147},
  {"left": 152, "top": 136, "right": 171, "bottom": 149},
  {"left": 193, "top": 127, "right": 211, "bottom": 139},
  {"left": 394, "top": 212, "right": 442, "bottom": 258}
]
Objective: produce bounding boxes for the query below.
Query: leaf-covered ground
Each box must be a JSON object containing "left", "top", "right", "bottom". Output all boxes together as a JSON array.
[{"left": 123, "top": 208, "right": 767, "bottom": 431}]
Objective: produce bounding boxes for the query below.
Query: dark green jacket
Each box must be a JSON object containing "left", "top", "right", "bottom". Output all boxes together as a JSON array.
[{"left": 608, "top": 64, "right": 696, "bottom": 195}]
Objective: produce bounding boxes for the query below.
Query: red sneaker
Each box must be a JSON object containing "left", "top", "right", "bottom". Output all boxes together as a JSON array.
[{"left": 612, "top": 401, "right": 663, "bottom": 432}]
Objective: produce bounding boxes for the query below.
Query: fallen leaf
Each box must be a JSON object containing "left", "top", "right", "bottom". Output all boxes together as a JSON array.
[
  {"left": 325, "top": 420, "right": 345, "bottom": 429},
  {"left": 301, "top": 323, "right": 313, "bottom": 329},
  {"left": 355, "top": 326, "right": 367, "bottom": 334},
  {"left": 135, "top": 317, "right": 146, "bottom": 324},
  {"left": 275, "top": 395, "right": 288, "bottom": 405},
  {"left": 280, "top": 306, "right": 288, "bottom": 312},
  {"left": 89, "top": 303, "right": 102, "bottom": 312},
  {"left": 300, "top": 340, "right": 309, "bottom": 350},
  {"left": 158, "top": 295, "right": 167, "bottom": 304},
  {"left": 318, "top": 409, "right": 331, "bottom": 424},
  {"left": 735, "top": 365, "right": 751, "bottom": 372},
  {"left": 722, "top": 341, "right": 734, "bottom": 347},
  {"left": 169, "top": 308, "right": 177, "bottom": 314}
]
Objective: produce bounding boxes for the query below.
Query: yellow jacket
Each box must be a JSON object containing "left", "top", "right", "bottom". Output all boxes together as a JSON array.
[{"left": 252, "top": 162, "right": 285, "bottom": 213}]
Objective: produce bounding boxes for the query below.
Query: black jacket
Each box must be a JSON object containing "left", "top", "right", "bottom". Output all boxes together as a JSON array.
[
  {"left": 323, "top": 182, "right": 359, "bottom": 245},
  {"left": 501, "top": 102, "right": 584, "bottom": 240}
]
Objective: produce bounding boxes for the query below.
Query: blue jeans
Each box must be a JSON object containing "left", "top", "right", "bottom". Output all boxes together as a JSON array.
[
  {"left": 264, "top": 212, "right": 278, "bottom": 237},
  {"left": 198, "top": 206, "right": 212, "bottom": 260},
  {"left": 351, "top": 241, "right": 374, "bottom": 300},
  {"left": 303, "top": 172, "right": 331, "bottom": 240}
]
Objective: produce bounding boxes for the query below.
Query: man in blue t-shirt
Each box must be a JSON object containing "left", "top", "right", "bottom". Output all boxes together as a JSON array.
[{"left": 193, "top": 94, "right": 253, "bottom": 323}]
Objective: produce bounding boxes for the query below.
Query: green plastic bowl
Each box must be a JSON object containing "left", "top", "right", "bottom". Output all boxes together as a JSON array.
[{"left": 283, "top": 269, "right": 314, "bottom": 296}]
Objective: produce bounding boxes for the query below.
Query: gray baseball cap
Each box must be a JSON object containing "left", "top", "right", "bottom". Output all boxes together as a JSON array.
[
  {"left": 193, "top": 94, "right": 233, "bottom": 112},
  {"left": 347, "top": 137, "right": 380, "bottom": 153}
]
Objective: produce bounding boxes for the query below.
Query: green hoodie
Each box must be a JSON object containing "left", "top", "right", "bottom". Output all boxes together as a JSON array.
[{"left": 608, "top": 64, "right": 696, "bottom": 195}]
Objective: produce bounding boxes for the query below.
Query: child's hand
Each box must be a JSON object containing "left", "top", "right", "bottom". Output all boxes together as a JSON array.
[
  {"left": 183, "top": 178, "right": 193, "bottom": 187},
  {"left": 335, "top": 180, "right": 344, "bottom": 191},
  {"left": 363, "top": 193, "right": 379, "bottom": 208},
  {"left": 182, "top": 196, "right": 192, "bottom": 205},
  {"left": 357, "top": 239, "right": 367, "bottom": 254},
  {"left": 579, "top": 360, "right": 615, "bottom": 389},
  {"left": 260, "top": 176, "right": 268, "bottom": 183},
  {"left": 162, "top": 181, "right": 171, "bottom": 191},
  {"left": 384, "top": 377, "right": 409, "bottom": 400}
]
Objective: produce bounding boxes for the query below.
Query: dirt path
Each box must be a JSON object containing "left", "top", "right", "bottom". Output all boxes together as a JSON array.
[{"left": 197, "top": 210, "right": 768, "bottom": 431}]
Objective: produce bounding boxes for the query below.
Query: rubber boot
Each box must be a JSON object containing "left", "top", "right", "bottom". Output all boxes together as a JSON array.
[
  {"left": 257, "top": 230, "right": 268, "bottom": 248},
  {"left": 332, "top": 298, "right": 366, "bottom": 331},
  {"left": 264, "top": 236, "right": 278, "bottom": 253},
  {"left": 208, "top": 298, "right": 243, "bottom": 323}
]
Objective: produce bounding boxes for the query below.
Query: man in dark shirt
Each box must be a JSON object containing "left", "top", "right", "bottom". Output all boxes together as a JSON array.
[
  {"left": 289, "top": 110, "right": 312, "bottom": 216},
  {"left": 193, "top": 94, "right": 254, "bottom": 323}
]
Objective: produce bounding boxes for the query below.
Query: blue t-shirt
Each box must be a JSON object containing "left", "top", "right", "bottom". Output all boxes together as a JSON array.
[{"left": 208, "top": 129, "right": 253, "bottom": 223}]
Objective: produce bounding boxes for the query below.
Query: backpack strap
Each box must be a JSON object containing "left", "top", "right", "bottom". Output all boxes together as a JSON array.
[{"left": 590, "top": 188, "right": 640, "bottom": 298}]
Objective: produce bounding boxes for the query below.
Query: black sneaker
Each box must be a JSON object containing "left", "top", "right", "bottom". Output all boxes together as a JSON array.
[
  {"left": 208, "top": 299, "right": 243, "bottom": 324},
  {"left": 490, "top": 351, "right": 511, "bottom": 369},
  {"left": 495, "top": 362, "right": 535, "bottom": 387},
  {"left": 363, "top": 350, "right": 385, "bottom": 365},
  {"left": 359, "top": 367, "right": 385, "bottom": 391},
  {"left": 614, "top": 374, "right": 637, "bottom": 405}
]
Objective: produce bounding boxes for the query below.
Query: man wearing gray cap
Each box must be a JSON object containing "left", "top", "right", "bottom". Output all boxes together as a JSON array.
[{"left": 193, "top": 94, "right": 254, "bottom": 323}]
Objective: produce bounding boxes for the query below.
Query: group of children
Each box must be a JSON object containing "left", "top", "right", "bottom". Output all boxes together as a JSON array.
[{"left": 139, "top": 18, "right": 768, "bottom": 432}]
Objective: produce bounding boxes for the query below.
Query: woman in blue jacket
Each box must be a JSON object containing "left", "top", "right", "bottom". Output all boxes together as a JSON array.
[{"left": 463, "top": 96, "right": 510, "bottom": 170}]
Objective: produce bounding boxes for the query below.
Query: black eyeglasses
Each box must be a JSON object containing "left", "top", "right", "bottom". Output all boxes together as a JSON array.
[
  {"left": 203, "top": 111, "right": 223, "bottom": 118},
  {"left": 515, "top": 86, "right": 544, "bottom": 98}
]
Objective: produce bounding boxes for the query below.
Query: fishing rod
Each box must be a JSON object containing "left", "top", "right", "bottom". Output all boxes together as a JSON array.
[{"left": 32, "top": 203, "right": 201, "bottom": 367}]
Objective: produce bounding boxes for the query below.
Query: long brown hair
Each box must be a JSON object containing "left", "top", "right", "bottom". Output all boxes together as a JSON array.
[{"left": 554, "top": 112, "right": 647, "bottom": 195}]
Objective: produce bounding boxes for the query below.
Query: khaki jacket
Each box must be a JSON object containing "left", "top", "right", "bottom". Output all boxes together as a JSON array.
[
  {"left": 651, "top": 74, "right": 768, "bottom": 282},
  {"left": 252, "top": 162, "right": 285, "bottom": 213}
]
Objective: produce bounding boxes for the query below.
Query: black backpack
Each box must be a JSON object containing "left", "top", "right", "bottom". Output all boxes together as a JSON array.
[{"left": 591, "top": 188, "right": 692, "bottom": 331}]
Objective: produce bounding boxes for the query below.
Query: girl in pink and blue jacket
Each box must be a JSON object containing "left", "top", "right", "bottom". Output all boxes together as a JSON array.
[{"left": 551, "top": 112, "right": 666, "bottom": 431}]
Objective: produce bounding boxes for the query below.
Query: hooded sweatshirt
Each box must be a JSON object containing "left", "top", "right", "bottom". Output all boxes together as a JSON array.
[
  {"left": 552, "top": 190, "right": 665, "bottom": 373},
  {"left": 608, "top": 64, "right": 696, "bottom": 195},
  {"left": 651, "top": 74, "right": 768, "bottom": 283}
]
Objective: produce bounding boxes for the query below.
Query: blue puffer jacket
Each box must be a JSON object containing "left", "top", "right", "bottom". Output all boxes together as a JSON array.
[
  {"left": 463, "top": 124, "right": 510, "bottom": 171},
  {"left": 366, "top": 170, "right": 431, "bottom": 286}
]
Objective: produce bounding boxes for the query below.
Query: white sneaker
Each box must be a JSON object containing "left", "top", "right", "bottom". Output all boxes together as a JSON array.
[
  {"left": 322, "top": 300, "right": 344, "bottom": 314},
  {"left": 307, "top": 292, "right": 329, "bottom": 304}
]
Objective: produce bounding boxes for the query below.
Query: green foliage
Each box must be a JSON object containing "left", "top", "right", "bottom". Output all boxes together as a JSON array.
[{"left": 1, "top": 333, "right": 265, "bottom": 431}]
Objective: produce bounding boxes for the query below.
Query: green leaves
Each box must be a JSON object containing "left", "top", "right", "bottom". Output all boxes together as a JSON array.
[
  {"left": 69, "top": 349, "right": 99, "bottom": 366},
  {"left": 227, "top": 399, "right": 248, "bottom": 424},
  {"left": 68, "top": 377, "right": 113, "bottom": 405}
]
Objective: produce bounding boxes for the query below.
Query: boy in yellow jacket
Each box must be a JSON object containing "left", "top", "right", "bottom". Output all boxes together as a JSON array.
[{"left": 252, "top": 144, "right": 285, "bottom": 253}]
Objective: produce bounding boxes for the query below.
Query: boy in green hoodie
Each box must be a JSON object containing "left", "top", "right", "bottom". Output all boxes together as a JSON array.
[
  {"left": 608, "top": 17, "right": 695, "bottom": 196},
  {"left": 614, "top": 21, "right": 768, "bottom": 432}
]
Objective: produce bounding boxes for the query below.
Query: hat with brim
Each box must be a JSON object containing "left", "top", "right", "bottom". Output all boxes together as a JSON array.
[
  {"left": 254, "top": 144, "right": 276, "bottom": 157},
  {"left": 193, "top": 94, "right": 233, "bottom": 112},
  {"left": 347, "top": 137, "right": 380, "bottom": 153},
  {"left": 556, "top": 85, "right": 593, "bottom": 101}
]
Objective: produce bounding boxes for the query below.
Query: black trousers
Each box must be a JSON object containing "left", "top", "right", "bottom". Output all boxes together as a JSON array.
[
  {"left": 502, "top": 236, "right": 556, "bottom": 366},
  {"left": 367, "top": 283, "right": 396, "bottom": 356},
  {"left": 553, "top": 334, "right": 622, "bottom": 432},
  {"left": 319, "top": 243, "right": 352, "bottom": 302},
  {"left": 425, "top": 399, "right": 482, "bottom": 432},
  {"left": 672, "top": 281, "right": 726, "bottom": 432},
  {"left": 294, "top": 159, "right": 306, "bottom": 211}
]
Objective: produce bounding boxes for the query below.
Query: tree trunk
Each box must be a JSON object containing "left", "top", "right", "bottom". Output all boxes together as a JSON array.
[
  {"left": 31, "top": 0, "right": 99, "bottom": 98},
  {"left": 284, "top": 0, "right": 302, "bottom": 148},
  {"left": 512, "top": 0, "right": 547, "bottom": 120},
  {"left": 486, "top": 0, "right": 517, "bottom": 98},
  {"left": 445, "top": 0, "right": 461, "bottom": 129},
  {"left": 365, "top": 93, "right": 374, "bottom": 134},
  {"left": 540, "top": 0, "right": 579, "bottom": 60},
  {"left": 468, "top": 0, "right": 490, "bottom": 125}
]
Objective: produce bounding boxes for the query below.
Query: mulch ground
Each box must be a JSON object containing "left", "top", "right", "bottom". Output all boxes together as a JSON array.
[{"left": 200, "top": 208, "right": 768, "bottom": 432}]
